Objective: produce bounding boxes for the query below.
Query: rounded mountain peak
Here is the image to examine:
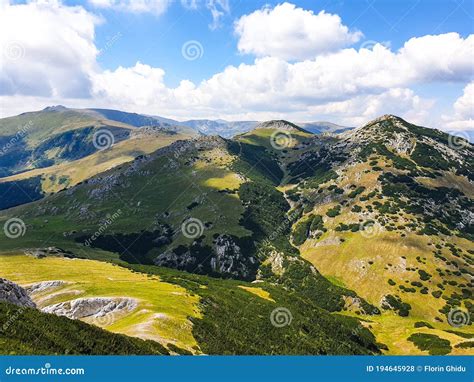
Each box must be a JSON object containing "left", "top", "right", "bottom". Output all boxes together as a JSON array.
[{"left": 256, "top": 120, "right": 309, "bottom": 133}]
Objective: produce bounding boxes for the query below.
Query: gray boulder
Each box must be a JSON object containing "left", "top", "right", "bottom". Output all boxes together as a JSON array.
[{"left": 0, "top": 278, "right": 36, "bottom": 308}]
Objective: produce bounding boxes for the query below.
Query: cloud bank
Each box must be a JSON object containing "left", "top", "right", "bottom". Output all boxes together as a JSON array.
[
  {"left": 235, "top": 3, "right": 362, "bottom": 60},
  {"left": 1, "top": 1, "right": 473, "bottom": 130}
]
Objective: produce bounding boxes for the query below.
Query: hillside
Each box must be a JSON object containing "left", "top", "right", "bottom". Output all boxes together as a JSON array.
[
  {"left": 0, "top": 254, "right": 380, "bottom": 355},
  {"left": 0, "top": 133, "right": 378, "bottom": 312},
  {"left": 0, "top": 128, "right": 196, "bottom": 207},
  {"left": 281, "top": 115, "right": 474, "bottom": 353},
  {"left": 0, "top": 254, "right": 201, "bottom": 353},
  {"left": 0, "top": 301, "right": 171, "bottom": 355},
  {"left": 0, "top": 114, "right": 472, "bottom": 355},
  {"left": 0, "top": 106, "right": 197, "bottom": 178},
  {"left": 0, "top": 107, "right": 198, "bottom": 209}
]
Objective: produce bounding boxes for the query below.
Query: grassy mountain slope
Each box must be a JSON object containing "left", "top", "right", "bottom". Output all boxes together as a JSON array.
[
  {"left": 0, "top": 254, "right": 200, "bottom": 353},
  {"left": 0, "top": 131, "right": 378, "bottom": 310},
  {"left": 0, "top": 107, "right": 198, "bottom": 210},
  {"left": 0, "top": 129, "right": 195, "bottom": 196},
  {"left": 0, "top": 254, "right": 380, "bottom": 355},
  {"left": 88, "top": 108, "right": 178, "bottom": 127},
  {"left": 0, "top": 137, "right": 253, "bottom": 274},
  {"left": 0, "top": 126, "right": 381, "bottom": 354},
  {"left": 0, "top": 301, "right": 170, "bottom": 355},
  {"left": 281, "top": 115, "right": 473, "bottom": 352},
  {"left": 0, "top": 106, "right": 119, "bottom": 144},
  {"left": 0, "top": 107, "right": 132, "bottom": 176},
  {"left": 0, "top": 114, "right": 472, "bottom": 355},
  {"left": 0, "top": 106, "right": 197, "bottom": 178}
]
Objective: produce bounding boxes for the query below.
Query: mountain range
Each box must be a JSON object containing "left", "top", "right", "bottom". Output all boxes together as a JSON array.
[{"left": 0, "top": 107, "right": 472, "bottom": 356}]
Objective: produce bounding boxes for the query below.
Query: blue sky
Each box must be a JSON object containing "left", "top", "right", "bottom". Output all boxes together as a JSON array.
[
  {"left": 87, "top": 0, "right": 474, "bottom": 86},
  {"left": 1, "top": 0, "right": 473, "bottom": 133}
]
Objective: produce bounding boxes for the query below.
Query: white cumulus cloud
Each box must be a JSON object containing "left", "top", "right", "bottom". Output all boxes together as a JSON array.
[
  {"left": 307, "top": 88, "right": 435, "bottom": 127},
  {"left": 88, "top": 0, "right": 170, "bottom": 15},
  {"left": 0, "top": 1, "right": 100, "bottom": 98},
  {"left": 0, "top": 1, "right": 473, "bottom": 130},
  {"left": 92, "top": 62, "right": 168, "bottom": 107},
  {"left": 235, "top": 2, "right": 362, "bottom": 60},
  {"left": 442, "top": 82, "right": 474, "bottom": 131}
]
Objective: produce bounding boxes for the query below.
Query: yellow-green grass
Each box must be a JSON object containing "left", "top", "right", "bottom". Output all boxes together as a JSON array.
[
  {"left": 238, "top": 128, "right": 312, "bottom": 152},
  {"left": 295, "top": 158, "right": 473, "bottom": 354},
  {"left": 197, "top": 147, "right": 244, "bottom": 193},
  {"left": 302, "top": 231, "right": 472, "bottom": 318},
  {"left": 298, "top": 159, "right": 472, "bottom": 317},
  {"left": 0, "top": 254, "right": 201, "bottom": 353},
  {"left": 0, "top": 109, "right": 133, "bottom": 146},
  {"left": 204, "top": 173, "right": 241, "bottom": 192},
  {"left": 0, "top": 133, "right": 191, "bottom": 194},
  {"left": 296, "top": 161, "right": 414, "bottom": 244},
  {"left": 325, "top": 275, "right": 347, "bottom": 288},
  {"left": 238, "top": 286, "right": 275, "bottom": 302},
  {"left": 339, "top": 311, "right": 473, "bottom": 355},
  {"left": 303, "top": 232, "right": 473, "bottom": 354}
]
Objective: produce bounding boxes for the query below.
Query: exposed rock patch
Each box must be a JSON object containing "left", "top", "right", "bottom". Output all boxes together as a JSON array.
[
  {"left": 42, "top": 297, "right": 137, "bottom": 320},
  {"left": 0, "top": 278, "right": 36, "bottom": 308},
  {"left": 26, "top": 280, "right": 67, "bottom": 294},
  {"left": 265, "top": 251, "right": 285, "bottom": 276},
  {"left": 313, "top": 236, "right": 343, "bottom": 247},
  {"left": 155, "top": 234, "right": 257, "bottom": 280}
]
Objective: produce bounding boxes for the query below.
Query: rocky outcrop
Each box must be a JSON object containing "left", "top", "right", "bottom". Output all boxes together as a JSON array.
[
  {"left": 212, "top": 234, "right": 255, "bottom": 278},
  {"left": 0, "top": 278, "right": 36, "bottom": 308},
  {"left": 26, "top": 280, "right": 67, "bottom": 294},
  {"left": 42, "top": 297, "right": 137, "bottom": 320},
  {"left": 154, "top": 234, "right": 258, "bottom": 280},
  {"left": 266, "top": 251, "right": 285, "bottom": 276},
  {"left": 154, "top": 250, "right": 197, "bottom": 269},
  {"left": 24, "top": 247, "right": 73, "bottom": 258}
]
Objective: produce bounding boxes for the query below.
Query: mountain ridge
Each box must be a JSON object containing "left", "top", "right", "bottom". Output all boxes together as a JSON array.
[{"left": 0, "top": 110, "right": 472, "bottom": 355}]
